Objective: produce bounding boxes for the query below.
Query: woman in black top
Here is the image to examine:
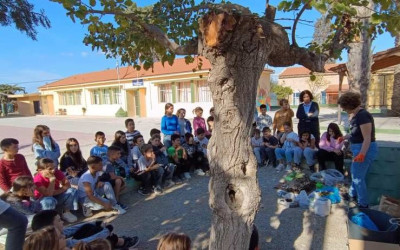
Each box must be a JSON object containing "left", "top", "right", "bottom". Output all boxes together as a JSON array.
[
  {"left": 60, "top": 138, "right": 88, "bottom": 186},
  {"left": 296, "top": 90, "right": 320, "bottom": 146},
  {"left": 338, "top": 91, "right": 378, "bottom": 208}
]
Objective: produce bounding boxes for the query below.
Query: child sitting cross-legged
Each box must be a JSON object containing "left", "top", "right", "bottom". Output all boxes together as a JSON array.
[
  {"left": 294, "top": 131, "right": 317, "bottom": 172},
  {"left": 104, "top": 146, "right": 128, "bottom": 210},
  {"left": 0, "top": 176, "right": 43, "bottom": 225},
  {"left": 251, "top": 129, "right": 264, "bottom": 168},
  {"left": 182, "top": 133, "right": 209, "bottom": 176},
  {"left": 131, "top": 144, "right": 165, "bottom": 196},
  {"left": 34, "top": 158, "right": 78, "bottom": 223},
  {"left": 168, "top": 134, "right": 191, "bottom": 181},
  {"left": 274, "top": 122, "right": 299, "bottom": 172},
  {"left": 150, "top": 134, "right": 176, "bottom": 188},
  {"left": 194, "top": 128, "right": 208, "bottom": 157},
  {"left": 78, "top": 156, "right": 126, "bottom": 217}
]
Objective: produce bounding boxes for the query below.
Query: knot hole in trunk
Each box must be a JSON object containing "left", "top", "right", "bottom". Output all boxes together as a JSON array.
[{"left": 225, "top": 184, "right": 244, "bottom": 211}]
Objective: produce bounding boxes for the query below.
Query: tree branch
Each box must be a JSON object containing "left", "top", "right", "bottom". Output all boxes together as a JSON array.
[
  {"left": 85, "top": 9, "right": 198, "bottom": 55},
  {"left": 292, "top": 2, "right": 310, "bottom": 46}
]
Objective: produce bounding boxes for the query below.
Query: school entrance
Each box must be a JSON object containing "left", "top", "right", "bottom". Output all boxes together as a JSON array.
[{"left": 126, "top": 89, "right": 146, "bottom": 117}]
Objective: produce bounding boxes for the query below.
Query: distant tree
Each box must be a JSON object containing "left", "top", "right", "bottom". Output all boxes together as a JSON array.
[
  {"left": 312, "top": 16, "right": 335, "bottom": 63},
  {"left": 0, "top": 84, "right": 25, "bottom": 116},
  {"left": 271, "top": 84, "right": 293, "bottom": 100},
  {"left": 0, "top": 0, "right": 50, "bottom": 40},
  {"left": 307, "top": 74, "right": 330, "bottom": 102}
]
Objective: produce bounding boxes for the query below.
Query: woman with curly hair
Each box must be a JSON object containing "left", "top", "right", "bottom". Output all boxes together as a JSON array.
[
  {"left": 296, "top": 90, "right": 320, "bottom": 146},
  {"left": 338, "top": 91, "right": 377, "bottom": 208}
]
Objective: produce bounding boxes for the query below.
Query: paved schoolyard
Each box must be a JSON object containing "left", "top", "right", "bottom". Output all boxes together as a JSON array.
[{"left": 0, "top": 111, "right": 399, "bottom": 249}]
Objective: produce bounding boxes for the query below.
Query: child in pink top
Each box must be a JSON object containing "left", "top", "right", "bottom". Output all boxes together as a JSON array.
[
  {"left": 192, "top": 107, "right": 210, "bottom": 137},
  {"left": 317, "top": 123, "right": 345, "bottom": 173},
  {"left": 34, "top": 158, "right": 78, "bottom": 222}
]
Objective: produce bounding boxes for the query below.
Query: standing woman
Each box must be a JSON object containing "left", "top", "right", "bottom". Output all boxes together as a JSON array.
[
  {"left": 161, "top": 103, "right": 180, "bottom": 148},
  {"left": 296, "top": 90, "right": 320, "bottom": 146},
  {"left": 60, "top": 138, "right": 88, "bottom": 187},
  {"left": 339, "top": 92, "right": 377, "bottom": 208},
  {"left": 32, "top": 125, "right": 61, "bottom": 168}
]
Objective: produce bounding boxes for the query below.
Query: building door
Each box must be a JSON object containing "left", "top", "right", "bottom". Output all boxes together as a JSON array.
[
  {"left": 134, "top": 90, "right": 141, "bottom": 117},
  {"left": 33, "top": 101, "right": 41, "bottom": 114}
]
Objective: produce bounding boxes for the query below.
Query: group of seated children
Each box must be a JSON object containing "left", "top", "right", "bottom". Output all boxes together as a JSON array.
[{"left": 251, "top": 120, "right": 345, "bottom": 173}]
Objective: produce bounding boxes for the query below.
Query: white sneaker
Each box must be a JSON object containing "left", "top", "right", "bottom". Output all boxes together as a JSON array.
[
  {"left": 195, "top": 169, "right": 205, "bottom": 176},
  {"left": 62, "top": 211, "right": 78, "bottom": 223},
  {"left": 82, "top": 206, "right": 93, "bottom": 217},
  {"left": 285, "top": 164, "right": 292, "bottom": 171},
  {"left": 154, "top": 186, "right": 163, "bottom": 194},
  {"left": 184, "top": 172, "right": 191, "bottom": 179},
  {"left": 113, "top": 204, "right": 127, "bottom": 215},
  {"left": 276, "top": 164, "right": 284, "bottom": 172}
]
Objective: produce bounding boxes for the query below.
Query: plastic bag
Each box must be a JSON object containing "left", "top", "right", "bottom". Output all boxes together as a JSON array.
[{"left": 296, "top": 190, "right": 310, "bottom": 208}]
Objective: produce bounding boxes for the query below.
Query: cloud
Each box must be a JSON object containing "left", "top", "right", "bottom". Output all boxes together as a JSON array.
[
  {"left": 0, "top": 69, "right": 63, "bottom": 93},
  {"left": 81, "top": 52, "right": 89, "bottom": 57},
  {"left": 60, "top": 52, "right": 74, "bottom": 57}
]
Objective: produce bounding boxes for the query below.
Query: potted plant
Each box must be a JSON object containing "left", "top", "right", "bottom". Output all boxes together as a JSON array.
[{"left": 82, "top": 107, "right": 87, "bottom": 116}]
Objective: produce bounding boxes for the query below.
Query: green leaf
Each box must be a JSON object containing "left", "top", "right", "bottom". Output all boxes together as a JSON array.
[
  {"left": 310, "top": 74, "right": 316, "bottom": 81},
  {"left": 89, "top": 0, "right": 96, "bottom": 7}
]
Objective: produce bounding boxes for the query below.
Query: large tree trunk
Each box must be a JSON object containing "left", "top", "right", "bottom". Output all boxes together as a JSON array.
[
  {"left": 392, "top": 31, "right": 400, "bottom": 116},
  {"left": 199, "top": 13, "right": 266, "bottom": 249},
  {"left": 346, "top": 1, "right": 374, "bottom": 108}
]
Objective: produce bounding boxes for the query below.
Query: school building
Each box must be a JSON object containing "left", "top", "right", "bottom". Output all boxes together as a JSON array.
[{"left": 36, "top": 57, "right": 273, "bottom": 118}]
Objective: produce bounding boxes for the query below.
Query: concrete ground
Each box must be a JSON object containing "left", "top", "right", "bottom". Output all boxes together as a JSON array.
[{"left": 0, "top": 109, "right": 399, "bottom": 249}]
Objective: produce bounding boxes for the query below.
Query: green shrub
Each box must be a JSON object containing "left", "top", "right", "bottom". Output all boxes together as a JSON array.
[{"left": 115, "top": 107, "right": 128, "bottom": 117}]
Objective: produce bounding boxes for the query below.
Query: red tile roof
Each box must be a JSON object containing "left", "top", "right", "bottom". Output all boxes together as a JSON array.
[
  {"left": 325, "top": 84, "right": 350, "bottom": 93},
  {"left": 39, "top": 57, "right": 212, "bottom": 89},
  {"left": 279, "top": 63, "right": 340, "bottom": 78}
]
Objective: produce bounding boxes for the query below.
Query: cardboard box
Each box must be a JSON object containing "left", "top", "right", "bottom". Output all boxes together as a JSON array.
[{"left": 349, "top": 239, "right": 400, "bottom": 250}]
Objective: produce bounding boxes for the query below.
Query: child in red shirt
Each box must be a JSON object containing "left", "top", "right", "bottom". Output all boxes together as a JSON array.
[
  {"left": 34, "top": 158, "right": 78, "bottom": 223},
  {"left": 0, "top": 138, "right": 32, "bottom": 192}
]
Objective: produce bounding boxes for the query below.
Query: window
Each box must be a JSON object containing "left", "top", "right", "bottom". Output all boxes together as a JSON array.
[
  {"left": 159, "top": 84, "right": 172, "bottom": 103},
  {"left": 90, "top": 87, "right": 122, "bottom": 105},
  {"left": 196, "top": 80, "right": 212, "bottom": 102},
  {"left": 58, "top": 91, "right": 82, "bottom": 105},
  {"left": 293, "top": 92, "right": 300, "bottom": 105},
  {"left": 177, "top": 82, "right": 191, "bottom": 102}
]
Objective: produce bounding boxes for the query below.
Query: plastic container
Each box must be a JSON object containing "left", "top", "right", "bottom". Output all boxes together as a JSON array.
[
  {"left": 314, "top": 197, "right": 331, "bottom": 217},
  {"left": 348, "top": 207, "right": 400, "bottom": 244}
]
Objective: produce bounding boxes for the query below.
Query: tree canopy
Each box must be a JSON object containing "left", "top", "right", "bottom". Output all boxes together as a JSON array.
[
  {"left": 51, "top": 0, "right": 400, "bottom": 72},
  {"left": 0, "top": 0, "right": 50, "bottom": 40}
]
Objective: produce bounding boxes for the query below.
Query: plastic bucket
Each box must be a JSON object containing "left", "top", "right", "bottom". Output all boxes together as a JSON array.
[{"left": 348, "top": 207, "right": 400, "bottom": 244}]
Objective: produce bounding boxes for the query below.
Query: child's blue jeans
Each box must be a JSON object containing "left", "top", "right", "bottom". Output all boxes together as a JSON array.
[
  {"left": 40, "top": 187, "right": 78, "bottom": 211},
  {"left": 349, "top": 142, "right": 378, "bottom": 207},
  {"left": 294, "top": 147, "right": 316, "bottom": 166},
  {"left": 275, "top": 148, "right": 295, "bottom": 163}
]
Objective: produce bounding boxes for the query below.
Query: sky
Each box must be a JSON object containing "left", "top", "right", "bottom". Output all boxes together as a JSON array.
[{"left": 0, "top": 0, "right": 395, "bottom": 93}]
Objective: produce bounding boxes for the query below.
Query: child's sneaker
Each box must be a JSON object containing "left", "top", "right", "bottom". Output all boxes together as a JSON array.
[
  {"left": 138, "top": 189, "right": 152, "bottom": 196},
  {"left": 62, "top": 211, "right": 78, "bottom": 223},
  {"left": 184, "top": 172, "right": 191, "bottom": 179},
  {"left": 154, "top": 186, "right": 163, "bottom": 195},
  {"left": 82, "top": 206, "right": 93, "bottom": 217},
  {"left": 194, "top": 169, "right": 205, "bottom": 176},
  {"left": 113, "top": 204, "right": 127, "bottom": 215},
  {"left": 116, "top": 202, "right": 128, "bottom": 210},
  {"left": 276, "top": 163, "right": 284, "bottom": 172},
  {"left": 285, "top": 164, "right": 292, "bottom": 172}
]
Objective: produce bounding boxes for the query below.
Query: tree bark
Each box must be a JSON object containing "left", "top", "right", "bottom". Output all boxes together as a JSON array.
[
  {"left": 199, "top": 13, "right": 267, "bottom": 250},
  {"left": 346, "top": 1, "right": 374, "bottom": 108},
  {"left": 392, "top": 32, "right": 400, "bottom": 116}
]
